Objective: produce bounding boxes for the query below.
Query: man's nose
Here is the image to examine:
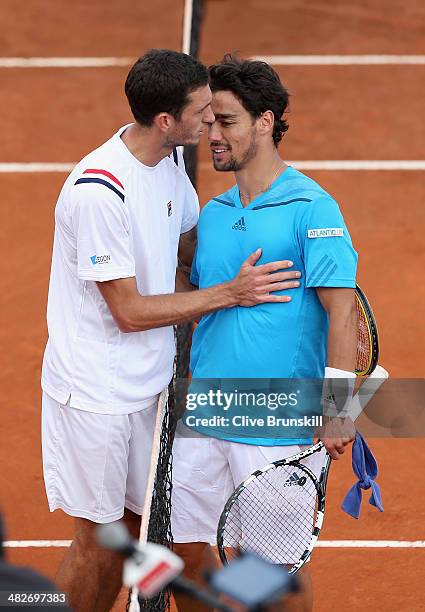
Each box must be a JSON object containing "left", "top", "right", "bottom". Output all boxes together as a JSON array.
[{"left": 208, "top": 121, "right": 222, "bottom": 142}]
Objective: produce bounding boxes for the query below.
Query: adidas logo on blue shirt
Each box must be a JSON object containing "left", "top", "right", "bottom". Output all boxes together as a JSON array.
[{"left": 232, "top": 216, "right": 246, "bottom": 231}]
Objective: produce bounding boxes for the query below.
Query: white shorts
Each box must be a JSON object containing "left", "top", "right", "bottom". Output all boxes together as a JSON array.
[
  {"left": 42, "top": 392, "right": 158, "bottom": 523},
  {"left": 171, "top": 429, "right": 325, "bottom": 555}
]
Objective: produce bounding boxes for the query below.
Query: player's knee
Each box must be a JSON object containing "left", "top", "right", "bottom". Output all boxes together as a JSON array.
[
  {"left": 72, "top": 518, "right": 118, "bottom": 563},
  {"left": 173, "top": 541, "right": 204, "bottom": 558},
  {"left": 73, "top": 517, "right": 98, "bottom": 547},
  {"left": 174, "top": 542, "right": 218, "bottom": 577},
  {"left": 173, "top": 542, "right": 209, "bottom": 566}
]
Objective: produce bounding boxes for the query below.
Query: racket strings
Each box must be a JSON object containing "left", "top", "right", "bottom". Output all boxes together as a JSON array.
[
  {"left": 222, "top": 464, "right": 318, "bottom": 566},
  {"left": 224, "top": 486, "right": 315, "bottom": 563}
]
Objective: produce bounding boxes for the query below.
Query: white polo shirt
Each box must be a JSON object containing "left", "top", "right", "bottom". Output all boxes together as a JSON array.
[{"left": 41, "top": 125, "right": 199, "bottom": 414}]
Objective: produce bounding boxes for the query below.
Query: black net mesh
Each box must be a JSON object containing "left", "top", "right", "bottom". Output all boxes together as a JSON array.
[
  {"left": 136, "top": 381, "right": 178, "bottom": 612},
  {"left": 133, "top": 321, "right": 193, "bottom": 611},
  {"left": 175, "top": 323, "right": 192, "bottom": 380}
]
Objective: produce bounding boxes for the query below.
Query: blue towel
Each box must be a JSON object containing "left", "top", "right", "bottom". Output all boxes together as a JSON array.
[{"left": 342, "top": 432, "right": 384, "bottom": 519}]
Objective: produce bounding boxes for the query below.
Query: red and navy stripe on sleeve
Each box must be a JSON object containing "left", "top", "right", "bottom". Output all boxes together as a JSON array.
[{"left": 74, "top": 169, "right": 125, "bottom": 202}]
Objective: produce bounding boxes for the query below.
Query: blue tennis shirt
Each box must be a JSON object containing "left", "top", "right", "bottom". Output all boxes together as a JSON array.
[{"left": 186, "top": 166, "right": 358, "bottom": 445}]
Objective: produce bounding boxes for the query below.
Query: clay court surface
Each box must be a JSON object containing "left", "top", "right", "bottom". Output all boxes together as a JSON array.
[{"left": 0, "top": 1, "right": 424, "bottom": 610}]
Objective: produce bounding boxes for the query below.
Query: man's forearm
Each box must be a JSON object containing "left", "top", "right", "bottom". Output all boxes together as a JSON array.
[
  {"left": 111, "top": 282, "right": 237, "bottom": 332},
  {"left": 323, "top": 306, "right": 358, "bottom": 418},
  {"left": 97, "top": 253, "right": 300, "bottom": 333},
  {"left": 326, "top": 306, "right": 358, "bottom": 371},
  {"left": 317, "top": 287, "right": 358, "bottom": 371},
  {"left": 316, "top": 288, "right": 358, "bottom": 454}
]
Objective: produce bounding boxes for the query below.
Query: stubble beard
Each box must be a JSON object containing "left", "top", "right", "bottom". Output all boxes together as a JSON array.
[
  {"left": 165, "top": 125, "right": 201, "bottom": 149},
  {"left": 213, "top": 132, "right": 257, "bottom": 172}
]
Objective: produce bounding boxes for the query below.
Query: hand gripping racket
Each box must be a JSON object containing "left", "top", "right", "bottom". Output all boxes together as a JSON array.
[{"left": 217, "top": 286, "right": 386, "bottom": 574}]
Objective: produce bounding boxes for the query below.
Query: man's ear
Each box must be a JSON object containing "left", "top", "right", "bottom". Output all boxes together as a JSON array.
[
  {"left": 154, "top": 112, "right": 175, "bottom": 133},
  {"left": 257, "top": 110, "right": 274, "bottom": 137}
]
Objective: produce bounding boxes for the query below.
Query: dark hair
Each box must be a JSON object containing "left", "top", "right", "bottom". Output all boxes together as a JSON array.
[
  {"left": 125, "top": 49, "right": 208, "bottom": 126},
  {"left": 209, "top": 54, "right": 289, "bottom": 146}
]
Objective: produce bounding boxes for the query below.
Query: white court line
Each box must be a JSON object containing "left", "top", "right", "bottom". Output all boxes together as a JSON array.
[
  {"left": 0, "top": 56, "right": 424, "bottom": 68},
  {"left": 3, "top": 540, "right": 425, "bottom": 548},
  {"left": 0, "top": 57, "right": 132, "bottom": 68},
  {"left": 4, "top": 541, "right": 72, "bottom": 548},
  {"left": 251, "top": 55, "right": 425, "bottom": 65},
  {"left": 0, "top": 163, "right": 74, "bottom": 173},
  {"left": 199, "top": 160, "right": 425, "bottom": 171},
  {"left": 1, "top": 161, "right": 425, "bottom": 174},
  {"left": 316, "top": 540, "right": 425, "bottom": 548},
  {"left": 286, "top": 161, "right": 425, "bottom": 171}
]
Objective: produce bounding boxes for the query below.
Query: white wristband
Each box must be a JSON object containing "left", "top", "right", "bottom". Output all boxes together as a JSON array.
[
  {"left": 322, "top": 367, "right": 356, "bottom": 417},
  {"left": 324, "top": 367, "right": 356, "bottom": 379}
]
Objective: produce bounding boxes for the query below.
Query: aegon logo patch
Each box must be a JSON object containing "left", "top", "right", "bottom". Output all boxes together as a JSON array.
[
  {"left": 307, "top": 228, "right": 344, "bottom": 238},
  {"left": 90, "top": 254, "right": 111, "bottom": 265}
]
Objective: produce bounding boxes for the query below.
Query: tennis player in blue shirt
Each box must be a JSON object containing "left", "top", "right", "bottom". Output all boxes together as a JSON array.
[{"left": 172, "top": 55, "right": 358, "bottom": 612}]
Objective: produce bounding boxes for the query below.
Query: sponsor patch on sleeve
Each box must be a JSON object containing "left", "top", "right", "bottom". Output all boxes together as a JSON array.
[
  {"left": 90, "top": 254, "right": 111, "bottom": 265},
  {"left": 307, "top": 228, "right": 344, "bottom": 238}
]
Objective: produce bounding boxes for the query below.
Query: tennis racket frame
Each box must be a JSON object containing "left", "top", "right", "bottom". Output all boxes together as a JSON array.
[
  {"left": 216, "top": 442, "right": 331, "bottom": 573},
  {"left": 355, "top": 284, "right": 379, "bottom": 376},
  {"left": 217, "top": 366, "right": 389, "bottom": 573},
  {"left": 217, "top": 286, "right": 384, "bottom": 572}
]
